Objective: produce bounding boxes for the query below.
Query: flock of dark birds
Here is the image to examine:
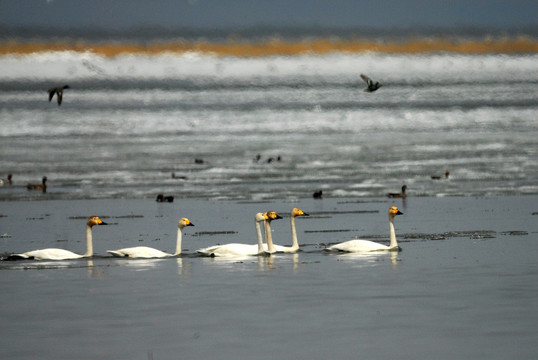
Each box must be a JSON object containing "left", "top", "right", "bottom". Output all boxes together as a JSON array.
[
  {"left": 43, "top": 73, "right": 381, "bottom": 107},
  {"left": 5, "top": 74, "right": 447, "bottom": 200}
]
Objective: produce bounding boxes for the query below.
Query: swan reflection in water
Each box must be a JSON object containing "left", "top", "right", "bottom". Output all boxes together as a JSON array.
[{"left": 330, "top": 251, "right": 400, "bottom": 267}]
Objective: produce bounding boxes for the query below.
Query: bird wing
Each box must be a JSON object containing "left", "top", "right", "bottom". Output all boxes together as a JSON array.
[
  {"left": 360, "top": 74, "right": 372, "bottom": 86},
  {"left": 48, "top": 89, "right": 55, "bottom": 102},
  {"left": 57, "top": 91, "right": 63, "bottom": 105}
]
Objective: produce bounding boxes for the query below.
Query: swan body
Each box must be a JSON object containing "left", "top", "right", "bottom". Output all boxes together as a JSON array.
[
  {"left": 326, "top": 206, "right": 403, "bottom": 252},
  {"left": 108, "top": 217, "right": 194, "bottom": 258},
  {"left": 197, "top": 213, "right": 268, "bottom": 257},
  {"left": 10, "top": 216, "right": 107, "bottom": 260},
  {"left": 266, "top": 208, "right": 308, "bottom": 253}
]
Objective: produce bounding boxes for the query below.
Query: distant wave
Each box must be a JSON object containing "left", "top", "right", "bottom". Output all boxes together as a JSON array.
[{"left": 1, "top": 37, "right": 537, "bottom": 57}]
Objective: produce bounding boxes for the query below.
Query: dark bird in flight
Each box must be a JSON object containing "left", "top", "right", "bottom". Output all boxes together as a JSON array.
[
  {"left": 48, "top": 85, "right": 70, "bottom": 106},
  {"left": 360, "top": 74, "right": 382, "bottom": 92}
]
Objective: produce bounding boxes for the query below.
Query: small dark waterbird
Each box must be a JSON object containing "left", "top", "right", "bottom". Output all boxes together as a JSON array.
[
  {"left": 387, "top": 185, "right": 407, "bottom": 198},
  {"left": 360, "top": 74, "right": 382, "bottom": 92},
  {"left": 48, "top": 85, "right": 70, "bottom": 106},
  {"left": 156, "top": 194, "right": 174, "bottom": 203},
  {"left": 27, "top": 176, "right": 47, "bottom": 193},
  {"left": 431, "top": 171, "right": 450, "bottom": 180},
  {"left": 0, "top": 174, "right": 12, "bottom": 186}
]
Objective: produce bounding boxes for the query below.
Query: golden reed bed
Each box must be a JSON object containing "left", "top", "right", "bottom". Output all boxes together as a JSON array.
[{"left": 1, "top": 37, "right": 536, "bottom": 57}]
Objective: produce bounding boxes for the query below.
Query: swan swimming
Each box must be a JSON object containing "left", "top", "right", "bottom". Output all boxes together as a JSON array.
[
  {"left": 196, "top": 212, "right": 270, "bottom": 257},
  {"left": 107, "top": 217, "right": 194, "bottom": 258},
  {"left": 325, "top": 206, "right": 403, "bottom": 252},
  {"left": 262, "top": 210, "right": 282, "bottom": 253},
  {"left": 264, "top": 209, "right": 307, "bottom": 253},
  {"left": 10, "top": 216, "right": 107, "bottom": 260}
]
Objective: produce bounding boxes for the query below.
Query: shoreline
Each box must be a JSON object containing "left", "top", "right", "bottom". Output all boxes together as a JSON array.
[{"left": 1, "top": 37, "right": 537, "bottom": 57}]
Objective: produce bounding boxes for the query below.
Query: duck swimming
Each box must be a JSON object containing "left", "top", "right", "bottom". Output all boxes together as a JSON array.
[
  {"left": 387, "top": 185, "right": 407, "bottom": 198},
  {"left": 156, "top": 194, "right": 174, "bottom": 202},
  {"left": 0, "top": 174, "right": 12, "bottom": 186},
  {"left": 27, "top": 176, "right": 47, "bottom": 193},
  {"left": 48, "top": 85, "right": 70, "bottom": 106},
  {"left": 360, "top": 74, "right": 382, "bottom": 92},
  {"left": 431, "top": 171, "right": 450, "bottom": 180}
]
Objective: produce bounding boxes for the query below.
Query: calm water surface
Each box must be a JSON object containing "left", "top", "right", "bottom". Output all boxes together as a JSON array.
[{"left": 0, "top": 196, "right": 536, "bottom": 359}]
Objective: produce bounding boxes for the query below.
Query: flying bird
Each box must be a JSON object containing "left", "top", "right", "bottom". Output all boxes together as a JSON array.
[
  {"left": 48, "top": 85, "right": 70, "bottom": 105},
  {"left": 360, "top": 74, "right": 382, "bottom": 92}
]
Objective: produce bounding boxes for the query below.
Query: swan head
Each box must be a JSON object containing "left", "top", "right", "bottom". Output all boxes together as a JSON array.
[
  {"left": 291, "top": 208, "right": 309, "bottom": 217},
  {"left": 88, "top": 216, "right": 107, "bottom": 227},
  {"left": 265, "top": 211, "right": 283, "bottom": 222},
  {"left": 178, "top": 217, "right": 194, "bottom": 228},
  {"left": 255, "top": 212, "right": 267, "bottom": 222},
  {"left": 388, "top": 206, "right": 403, "bottom": 218},
  {"left": 401, "top": 185, "right": 407, "bottom": 193}
]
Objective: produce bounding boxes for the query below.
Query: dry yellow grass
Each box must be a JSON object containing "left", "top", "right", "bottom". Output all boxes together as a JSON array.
[{"left": 0, "top": 37, "right": 536, "bottom": 57}]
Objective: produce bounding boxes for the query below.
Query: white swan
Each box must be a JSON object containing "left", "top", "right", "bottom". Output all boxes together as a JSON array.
[
  {"left": 325, "top": 206, "right": 403, "bottom": 252},
  {"left": 196, "top": 212, "right": 269, "bottom": 257},
  {"left": 269, "top": 208, "right": 309, "bottom": 253},
  {"left": 10, "top": 216, "right": 107, "bottom": 260},
  {"left": 107, "top": 217, "right": 194, "bottom": 258},
  {"left": 262, "top": 210, "right": 281, "bottom": 253}
]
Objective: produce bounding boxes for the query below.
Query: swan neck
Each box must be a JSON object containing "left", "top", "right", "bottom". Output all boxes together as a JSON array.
[
  {"left": 83, "top": 224, "right": 93, "bottom": 257},
  {"left": 174, "top": 227, "right": 183, "bottom": 255},
  {"left": 389, "top": 216, "right": 398, "bottom": 249},
  {"left": 255, "top": 220, "right": 264, "bottom": 253},
  {"left": 290, "top": 216, "right": 299, "bottom": 250},
  {"left": 265, "top": 221, "right": 276, "bottom": 253}
]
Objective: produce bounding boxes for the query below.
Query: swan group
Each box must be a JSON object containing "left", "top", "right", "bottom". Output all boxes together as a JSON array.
[
  {"left": 108, "top": 217, "right": 194, "bottom": 258},
  {"left": 325, "top": 206, "right": 403, "bottom": 252},
  {"left": 9, "top": 216, "right": 107, "bottom": 260},
  {"left": 4, "top": 206, "right": 404, "bottom": 261},
  {"left": 196, "top": 207, "right": 309, "bottom": 257},
  {"left": 265, "top": 208, "right": 309, "bottom": 253}
]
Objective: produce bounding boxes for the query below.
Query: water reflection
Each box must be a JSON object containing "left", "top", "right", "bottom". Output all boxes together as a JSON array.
[
  {"left": 330, "top": 250, "right": 400, "bottom": 268},
  {"left": 197, "top": 252, "right": 304, "bottom": 272},
  {"left": 111, "top": 257, "right": 169, "bottom": 271}
]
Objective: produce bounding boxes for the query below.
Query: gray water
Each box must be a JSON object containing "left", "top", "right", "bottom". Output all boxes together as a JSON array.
[
  {"left": 1, "top": 52, "right": 537, "bottom": 200},
  {"left": 1, "top": 196, "right": 537, "bottom": 359},
  {"left": 1, "top": 43, "right": 537, "bottom": 359}
]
